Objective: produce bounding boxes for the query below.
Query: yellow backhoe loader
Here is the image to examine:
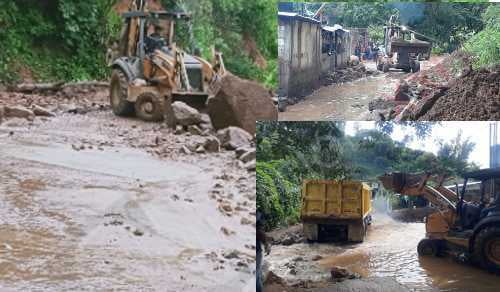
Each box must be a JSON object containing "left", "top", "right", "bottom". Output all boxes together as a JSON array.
[
  {"left": 108, "top": 0, "right": 225, "bottom": 125},
  {"left": 379, "top": 168, "right": 500, "bottom": 274}
]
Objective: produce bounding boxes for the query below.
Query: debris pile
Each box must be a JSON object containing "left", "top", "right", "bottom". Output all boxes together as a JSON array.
[
  {"left": 379, "top": 51, "right": 499, "bottom": 121},
  {"left": 322, "top": 63, "right": 379, "bottom": 85}
]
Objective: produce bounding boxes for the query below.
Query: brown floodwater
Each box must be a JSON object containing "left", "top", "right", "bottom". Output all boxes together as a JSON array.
[
  {"left": 267, "top": 213, "right": 500, "bottom": 291},
  {"left": 279, "top": 58, "right": 445, "bottom": 121},
  {"left": 0, "top": 112, "right": 256, "bottom": 291}
]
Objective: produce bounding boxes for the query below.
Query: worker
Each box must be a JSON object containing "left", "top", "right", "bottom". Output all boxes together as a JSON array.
[
  {"left": 145, "top": 23, "right": 166, "bottom": 54},
  {"left": 256, "top": 211, "right": 271, "bottom": 292}
]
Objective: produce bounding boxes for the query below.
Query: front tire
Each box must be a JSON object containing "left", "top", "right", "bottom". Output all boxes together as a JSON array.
[
  {"left": 135, "top": 92, "right": 164, "bottom": 122},
  {"left": 417, "top": 238, "right": 439, "bottom": 256},
  {"left": 110, "top": 69, "right": 134, "bottom": 116},
  {"left": 473, "top": 227, "right": 500, "bottom": 274}
]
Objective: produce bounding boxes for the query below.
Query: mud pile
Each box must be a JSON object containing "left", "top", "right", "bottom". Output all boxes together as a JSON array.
[
  {"left": 268, "top": 224, "right": 304, "bottom": 246},
  {"left": 386, "top": 51, "right": 500, "bottom": 121},
  {"left": 419, "top": 64, "right": 500, "bottom": 120},
  {"left": 322, "top": 64, "right": 378, "bottom": 85},
  {"left": 208, "top": 73, "right": 277, "bottom": 135}
]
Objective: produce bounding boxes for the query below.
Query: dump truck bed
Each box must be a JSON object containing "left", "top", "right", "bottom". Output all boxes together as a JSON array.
[{"left": 301, "top": 180, "right": 371, "bottom": 220}]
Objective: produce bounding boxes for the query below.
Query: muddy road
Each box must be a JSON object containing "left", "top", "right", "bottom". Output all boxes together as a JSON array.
[
  {"left": 0, "top": 94, "right": 256, "bottom": 291},
  {"left": 266, "top": 213, "right": 499, "bottom": 292},
  {"left": 279, "top": 57, "right": 445, "bottom": 121}
]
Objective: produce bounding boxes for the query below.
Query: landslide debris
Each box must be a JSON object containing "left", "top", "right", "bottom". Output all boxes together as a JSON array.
[
  {"left": 322, "top": 63, "right": 379, "bottom": 86},
  {"left": 383, "top": 51, "right": 499, "bottom": 121}
]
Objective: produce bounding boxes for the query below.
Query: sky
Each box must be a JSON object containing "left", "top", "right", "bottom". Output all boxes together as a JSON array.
[{"left": 345, "top": 122, "right": 499, "bottom": 169}]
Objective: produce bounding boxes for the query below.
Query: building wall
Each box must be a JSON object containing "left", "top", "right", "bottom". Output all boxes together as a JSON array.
[{"left": 278, "top": 16, "right": 321, "bottom": 98}]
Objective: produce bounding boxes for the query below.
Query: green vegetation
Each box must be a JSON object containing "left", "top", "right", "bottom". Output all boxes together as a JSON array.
[
  {"left": 464, "top": 5, "right": 500, "bottom": 69},
  {"left": 0, "top": 0, "right": 277, "bottom": 89},
  {"left": 257, "top": 122, "right": 478, "bottom": 231}
]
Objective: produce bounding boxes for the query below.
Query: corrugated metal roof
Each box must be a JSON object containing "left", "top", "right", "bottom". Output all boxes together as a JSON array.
[
  {"left": 322, "top": 24, "right": 350, "bottom": 33},
  {"left": 278, "top": 11, "right": 320, "bottom": 24}
]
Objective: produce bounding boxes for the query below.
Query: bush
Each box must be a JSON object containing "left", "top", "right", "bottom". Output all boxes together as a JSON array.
[{"left": 257, "top": 161, "right": 301, "bottom": 230}]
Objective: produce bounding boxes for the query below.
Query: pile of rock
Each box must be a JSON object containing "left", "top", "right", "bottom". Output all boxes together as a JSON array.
[
  {"left": 0, "top": 104, "right": 55, "bottom": 125},
  {"left": 171, "top": 101, "right": 256, "bottom": 171}
]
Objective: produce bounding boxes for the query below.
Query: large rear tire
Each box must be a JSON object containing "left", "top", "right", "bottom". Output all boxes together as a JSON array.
[
  {"left": 135, "top": 92, "right": 164, "bottom": 122},
  {"left": 382, "top": 63, "right": 389, "bottom": 73},
  {"left": 473, "top": 226, "right": 500, "bottom": 274},
  {"left": 110, "top": 69, "right": 134, "bottom": 116}
]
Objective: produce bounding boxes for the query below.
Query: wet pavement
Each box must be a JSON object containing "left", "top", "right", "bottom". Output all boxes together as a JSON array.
[
  {"left": 0, "top": 110, "right": 256, "bottom": 291},
  {"left": 266, "top": 213, "right": 500, "bottom": 292},
  {"left": 279, "top": 58, "right": 443, "bottom": 121}
]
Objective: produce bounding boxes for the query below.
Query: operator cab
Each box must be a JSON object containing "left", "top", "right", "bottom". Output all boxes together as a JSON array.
[{"left": 459, "top": 168, "right": 500, "bottom": 229}]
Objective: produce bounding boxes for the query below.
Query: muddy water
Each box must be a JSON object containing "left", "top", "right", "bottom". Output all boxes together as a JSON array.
[
  {"left": 0, "top": 112, "right": 256, "bottom": 291},
  {"left": 267, "top": 213, "right": 500, "bottom": 292},
  {"left": 279, "top": 58, "right": 444, "bottom": 121}
]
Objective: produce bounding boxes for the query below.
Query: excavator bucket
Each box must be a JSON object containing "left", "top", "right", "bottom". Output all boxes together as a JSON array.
[{"left": 378, "top": 172, "right": 428, "bottom": 193}]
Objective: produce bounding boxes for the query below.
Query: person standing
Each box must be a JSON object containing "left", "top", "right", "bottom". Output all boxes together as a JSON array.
[{"left": 256, "top": 211, "right": 271, "bottom": 292}]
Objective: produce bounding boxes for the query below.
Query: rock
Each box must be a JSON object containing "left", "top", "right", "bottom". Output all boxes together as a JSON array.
[
  {"left": 235, "top": 147, "right": 251, "bottom": 158},
  {"left": 200, "top": 113, "right": 212, "bottom": 124},
  {"left": 220, "top": 226, "right": 235, "bottom": 236},
  {"left": 223, "top": 250, "right": 240, "bottom": 259},
  {"left": 172, "top": 101, "right": 202, "bottom": 126},
  {"left": 394, "top": 80, "right": 411, "bottom": 101},
  {"left": 207, "top": 73, "right": 277, "bottom": 135},
  {"left": 220, "top": 203, "right": 233, "bottom": 212},
  {"left": 32, "top": 105, "right": 55, "bottom": 117},
  {"left": 239, "top": 149, "right": 256, "bottom": 163},
  {"left": 241, "top": 217, "right": 253, "bottom": 225},
  {"left": 174, "top": 125, "right": 185, "bottom": 135},
  {"left": 216, "top": 127, "right": 252, "bottom": 150},
  {"left": 133, "top": 229, "right": 144, "bottom": 236},
  {"left": 195, "top": 145, "right": 205, "bottom": 153},
  {"left": 3, "top": 106, "right": 34, "bottom": 120},
  {"left": 187, "top": 125, "right": 203, "bottom": 135},
  {"left": 204, "top": 136, "right": 220, "bottom": 153},
  {"left": 330, "top": 266, "right": 350, "bottom": 279},
  {"left": 181, "top": 145, "right": 191, "bottom": 154},
  {"left": 244, "top": 160, "right": 256, "bottom": 171},
  {"left": 312, "top": 255, "right": 323, "bottom": 261}
]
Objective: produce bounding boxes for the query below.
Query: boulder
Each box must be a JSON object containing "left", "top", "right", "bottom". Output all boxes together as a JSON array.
[
  {"left": 235, "top": 147, "right": 251, "bottom": 158},
  {"left": 172, "top": 101, "right": 202, "bottom": 126},
  {"left": 244, "top": 160, "right": 256, "bottom": 171},
  {"left": 204, "top": 136, "right": 220, "bottom": 153},
  {"left": 208, "top": 73, "right": 277, "bottom": 135},
  {"left": 239, "top": 149, "right": 256, "bottom": 163},
  {"left": 4, "top": 106, "right": 34, "bottom": 120},
  {"left": 216, "top": 127, "right": 252, "bottom": 150},
  {"left": 32, "top": 105, "right": 55, "bottom": 117}
]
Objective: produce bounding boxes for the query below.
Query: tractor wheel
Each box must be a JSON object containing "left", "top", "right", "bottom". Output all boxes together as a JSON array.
[
  {"left": 110, "top": 69, "right": 134, "bottom": 116},
  {"left": 417, "top": 238, "right": 439, "bottom": 256},
  {"left": 473, "top": 227, "right": 500, "bottom": 274},
  {"left": 135, "top": 92, "right": 164, "bottom": 122},
  {"left": 382, "top": 63, "right": 389, "bottom": 73}
]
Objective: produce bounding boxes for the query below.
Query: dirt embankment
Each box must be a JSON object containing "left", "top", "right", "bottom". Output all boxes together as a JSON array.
[{"left": 378, "top": 51, "right": 500, "bottom": 121}]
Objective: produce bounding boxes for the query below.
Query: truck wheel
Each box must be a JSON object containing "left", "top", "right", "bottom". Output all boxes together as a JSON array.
[
  {"left": 382, "top": 64, "right": 389, "bottom": 73},
  {"left": 473, "top": 227, "right": 500, "bottom": 274},
  {"left": 110, "top": 69, "right": 134, "bottom": 116},
  {"left": 417, "top": 238, "right": 439, "bottom": 256},
  {"left": 135, "top": 92, "right": 164, "bottom": 122}
]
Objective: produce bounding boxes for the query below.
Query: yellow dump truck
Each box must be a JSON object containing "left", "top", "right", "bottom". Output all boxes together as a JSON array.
[{"left": 301, "top": 180, "right": 372, "bottom": 242}]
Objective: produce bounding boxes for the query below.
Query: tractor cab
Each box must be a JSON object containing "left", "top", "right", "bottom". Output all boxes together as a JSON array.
[{"left": 458, "top": 168, "right": 500, "bottom": 230}]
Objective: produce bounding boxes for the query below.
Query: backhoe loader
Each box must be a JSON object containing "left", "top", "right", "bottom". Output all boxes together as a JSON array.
[
  {"left": 108, "top": 0, "right": 225, "bottom": 124},
  {"left": 379, "top": 168, "right": 500, "bottom": 273}
]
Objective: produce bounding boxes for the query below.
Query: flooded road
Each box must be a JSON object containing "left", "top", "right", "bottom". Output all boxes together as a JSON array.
[
  {"left": 0, "top": 111, "right": 256, "bottom": 291},
  {"left": 279, "top": 58, "right": 444, "bottom": 121},
  {"left": 267, "top": 213, "right": 500, "bottom": 292}
]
